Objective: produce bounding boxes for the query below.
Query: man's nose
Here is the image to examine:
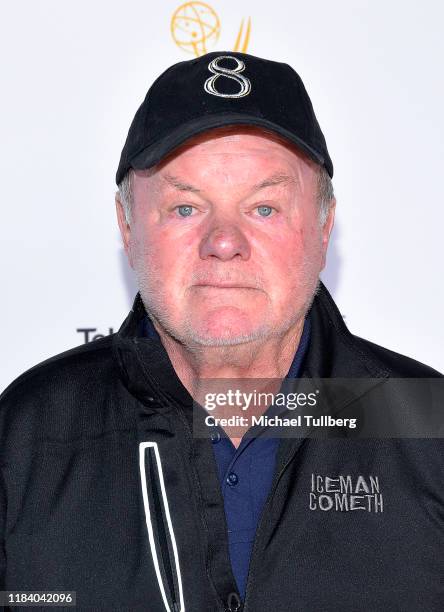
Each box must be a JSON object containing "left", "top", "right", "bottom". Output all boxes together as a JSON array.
[{"left": 199, "top": 222, "right": 251, "bottom": 261}]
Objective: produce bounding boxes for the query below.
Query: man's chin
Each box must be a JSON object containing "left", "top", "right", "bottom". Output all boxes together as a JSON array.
[
  {"left": 139, "top": 297, "right": 266, "bottom": 346},
  {"left": 182, "top": 329, "right": 268, "bottom": 348},
  {"left": 182, "top": 316, "right": 272, "bottom": 347}
]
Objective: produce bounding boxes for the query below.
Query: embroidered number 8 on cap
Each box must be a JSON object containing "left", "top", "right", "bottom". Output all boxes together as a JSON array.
[{"left": 204, "top": 55, "right": 252, "bottom": 99}]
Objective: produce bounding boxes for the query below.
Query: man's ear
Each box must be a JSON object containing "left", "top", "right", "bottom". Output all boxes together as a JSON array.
[
  {"left": 115, "top": 194, "right": 134, "bottom": 269},
  {"left": 320, "top": 197, "right": 336, "bottom": 271}
]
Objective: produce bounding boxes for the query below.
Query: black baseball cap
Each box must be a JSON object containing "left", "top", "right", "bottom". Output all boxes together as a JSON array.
[{"left": 115, "top": 51, "right": 333, "bottom": 185}]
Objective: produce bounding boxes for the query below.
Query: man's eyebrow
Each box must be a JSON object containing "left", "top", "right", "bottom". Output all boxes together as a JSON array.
[
  {"left": 252, "top": 173, "right": 297, "bottom": 191},
  {"left": 162, "top": 174, "right": 202, "bottom": 193},
  {"left": 161, "top": 172, "right": 297, "bottom": 194}
]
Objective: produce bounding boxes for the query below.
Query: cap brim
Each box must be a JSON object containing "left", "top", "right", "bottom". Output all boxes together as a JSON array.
[{"left": 129, "top": 112, "right": 325, "bottom": 174}]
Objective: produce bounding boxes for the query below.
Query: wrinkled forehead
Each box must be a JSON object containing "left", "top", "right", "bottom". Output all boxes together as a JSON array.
[{"left": 133, "top": 125, "right": 320, "bottom": 191}]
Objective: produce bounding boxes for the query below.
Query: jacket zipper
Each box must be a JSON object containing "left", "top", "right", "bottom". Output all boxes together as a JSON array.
[
  {"left": 173, "top": 406, "right": 244, "bottom": 612},
  {"left": 139, "top": 441, "right": 185, "bottom": 612},
  {"left": 225, "top": 591, "right": 243, "bottom": 611},
  {"left": 242, "top": 441, "right": 304, "bottom": 612}
]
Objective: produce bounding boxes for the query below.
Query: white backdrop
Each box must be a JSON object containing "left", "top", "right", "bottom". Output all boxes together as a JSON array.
[{"left": 1, "top": 0, "right": 443, "bottom": 392}]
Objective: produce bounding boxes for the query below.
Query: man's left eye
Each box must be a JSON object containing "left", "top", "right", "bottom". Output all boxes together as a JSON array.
[{"left": 255, "top": 205, "right": 275, "bottom": 217}]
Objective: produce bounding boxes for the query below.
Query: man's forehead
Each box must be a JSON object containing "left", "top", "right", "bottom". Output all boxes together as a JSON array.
[{"left": 133, "top": 127, "right": 317, "bottom": 186}]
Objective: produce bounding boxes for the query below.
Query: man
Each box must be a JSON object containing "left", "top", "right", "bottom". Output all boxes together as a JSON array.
[{"left": 0, "top": 51, "right": 443, "bottom": 611}]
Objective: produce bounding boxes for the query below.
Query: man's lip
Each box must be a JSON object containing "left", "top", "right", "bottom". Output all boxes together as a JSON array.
[{"left": 194, "top": 283, "right": 255, "bottom": 289}]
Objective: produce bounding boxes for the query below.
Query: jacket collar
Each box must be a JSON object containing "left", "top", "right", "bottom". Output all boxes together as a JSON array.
[
  {"left": 302, "top": 282, "right": 391, "bottom": 378},
  {"left": 112, "top": 280, "right": 390, "bottom": 412}
]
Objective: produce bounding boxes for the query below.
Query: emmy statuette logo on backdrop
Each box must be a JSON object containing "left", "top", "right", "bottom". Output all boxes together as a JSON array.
[{"left": 171, "top": 2, "right": 251, "bottom": 57}]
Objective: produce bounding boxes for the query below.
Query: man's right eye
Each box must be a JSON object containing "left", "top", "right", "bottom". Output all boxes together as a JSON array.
[{"left": 175, "top": 205, "right": 195, "bottom": 217}]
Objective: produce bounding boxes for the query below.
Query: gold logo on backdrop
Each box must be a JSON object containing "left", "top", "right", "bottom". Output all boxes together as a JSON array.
[{"left": 171, "top": 2, "right": 251, "bottom": 57}]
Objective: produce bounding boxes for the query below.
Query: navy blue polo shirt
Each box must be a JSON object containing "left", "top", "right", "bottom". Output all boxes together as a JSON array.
[{"left": 142, "top": 313, "right": 311, "bottom": 600}]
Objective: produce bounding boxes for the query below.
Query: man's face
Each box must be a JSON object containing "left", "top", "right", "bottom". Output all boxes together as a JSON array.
[{"left": 117, "top": 127, "right": 335, "bottom": 347}]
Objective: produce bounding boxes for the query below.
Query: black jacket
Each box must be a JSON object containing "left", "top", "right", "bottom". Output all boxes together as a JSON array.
[{"left": 1, "top": 282, "right": 443, "bottom": 612}]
